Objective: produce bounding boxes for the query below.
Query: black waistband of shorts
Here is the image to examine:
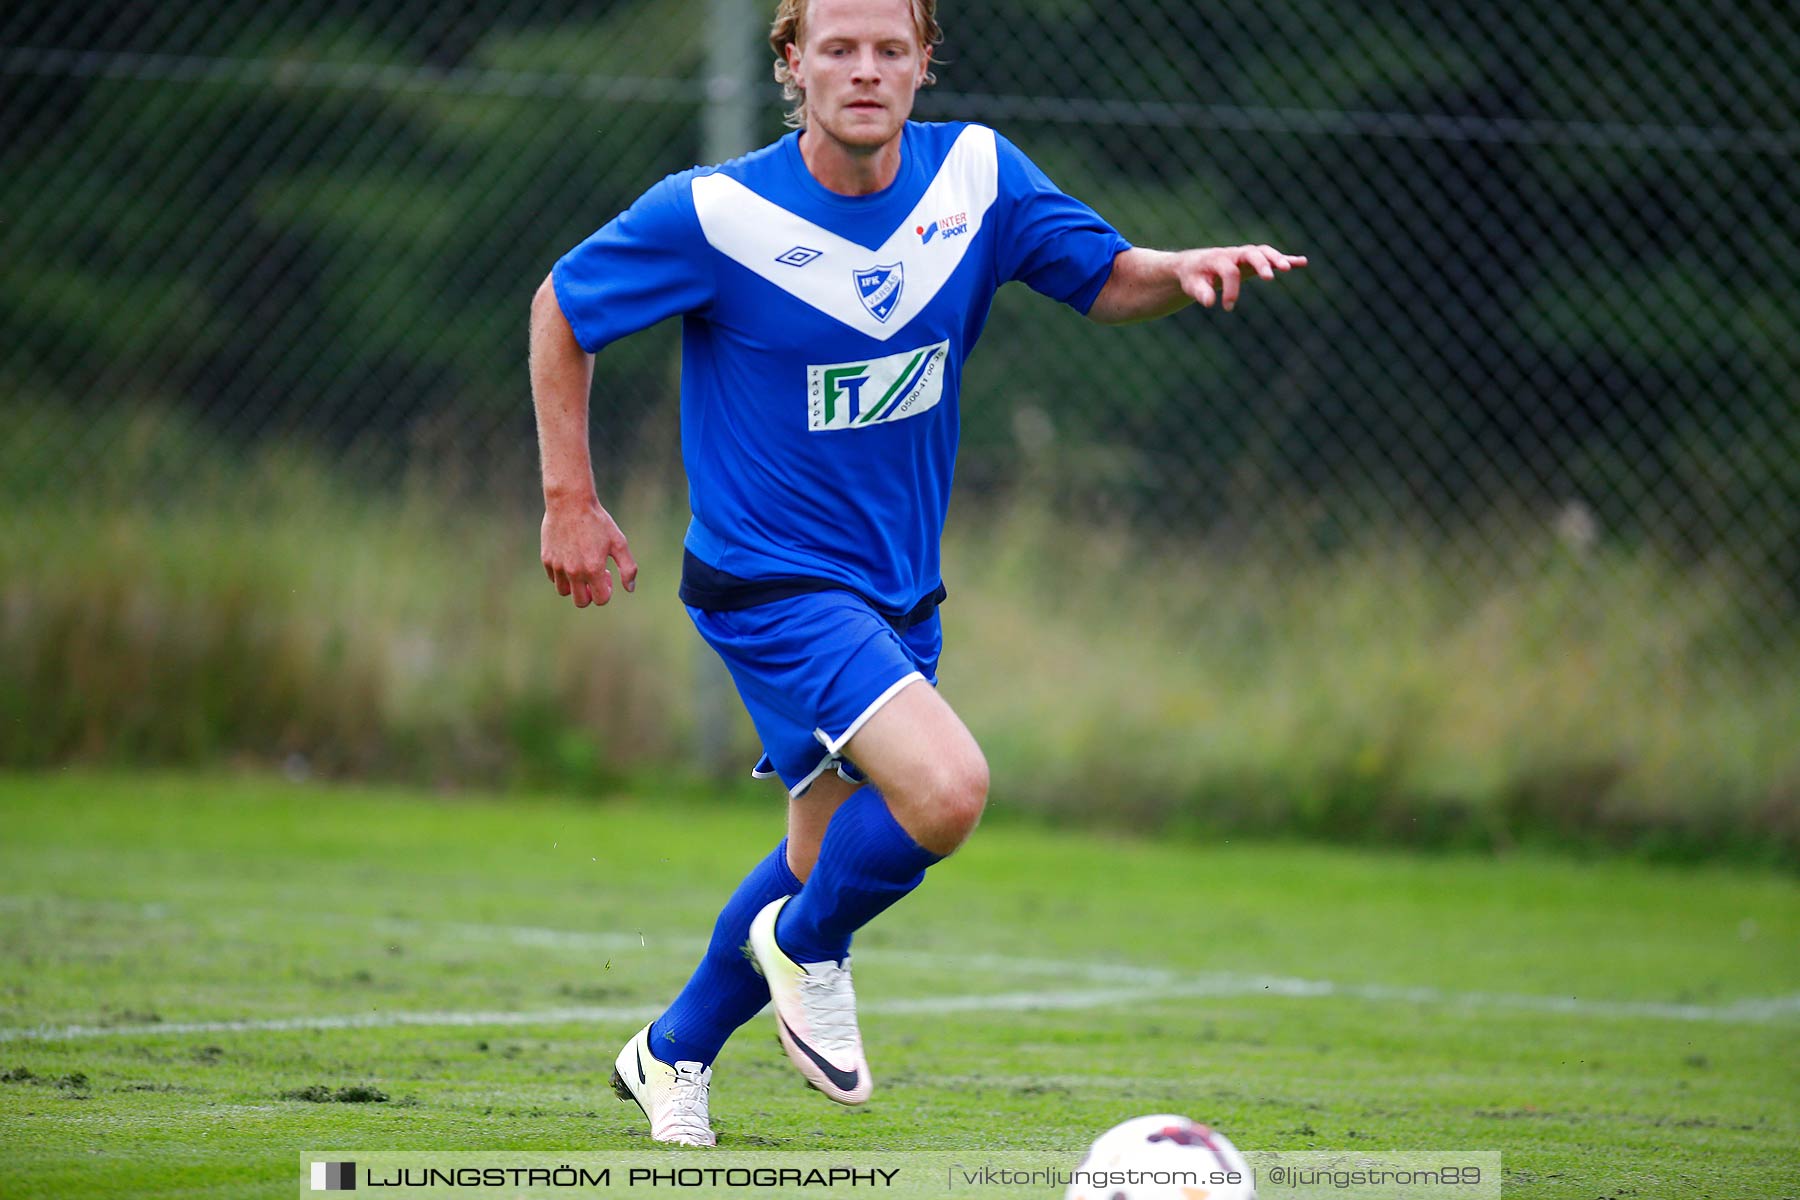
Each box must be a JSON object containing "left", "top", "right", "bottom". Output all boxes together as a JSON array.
[{"left": 679, "top": 549, "right": 946, "bottom": 632}]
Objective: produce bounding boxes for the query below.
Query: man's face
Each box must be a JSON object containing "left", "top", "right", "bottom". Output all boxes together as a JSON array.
[{"left": 785, "top": 0, "right": 928, "bottom": 152}]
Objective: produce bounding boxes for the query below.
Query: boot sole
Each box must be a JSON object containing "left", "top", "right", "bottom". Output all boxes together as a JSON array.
[{"left": 609, "top": 1066, "right": 644, "bottom": 1116}]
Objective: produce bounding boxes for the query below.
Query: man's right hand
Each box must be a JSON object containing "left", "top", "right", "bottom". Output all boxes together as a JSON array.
[{"left": 541, "top": 497, "right": 639, "bottom": 608}]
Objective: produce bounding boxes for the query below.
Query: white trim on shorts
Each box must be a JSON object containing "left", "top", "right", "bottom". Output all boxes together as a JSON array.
[
  {"left": 761, "top": 672, "right": 930, "bottom": 798},
  {"left": 812, "top": 671, "right": 926, "bottom": 755},
  {"left": 787, "top": 752, "right": 840, "bottom": 798}
]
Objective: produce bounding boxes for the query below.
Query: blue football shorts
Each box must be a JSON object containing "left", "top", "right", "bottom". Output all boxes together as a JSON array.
[{"left": 686, "top": 590, "right": 942, "bottom": 796}]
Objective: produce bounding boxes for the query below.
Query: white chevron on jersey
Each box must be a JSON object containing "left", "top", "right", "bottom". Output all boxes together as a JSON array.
[{"left": 691, "top": 124, "right": 1000, "bottom": 342}]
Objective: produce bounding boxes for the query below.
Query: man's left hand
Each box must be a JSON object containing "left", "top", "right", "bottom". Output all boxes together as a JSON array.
[{"left": 1177, "top": 244, "right": 1308, "bottom": 312}]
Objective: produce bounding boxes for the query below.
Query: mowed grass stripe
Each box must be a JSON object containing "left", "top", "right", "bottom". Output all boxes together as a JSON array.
[
  {"left": 10, "top": 892, "right": 1798, "bottom": 1017},
  {"left": 4, "top": 935, "right": 1796, "bottom": 1044},
  {"left": 5, "top": 771, "right": 1796, "bottom": 1001},
  {"left": 5, "top": 881, "right": 1799, "bottom": 1040}
]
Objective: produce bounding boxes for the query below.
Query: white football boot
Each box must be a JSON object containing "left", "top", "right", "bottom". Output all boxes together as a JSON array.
[
  {"left": 609, "top": 1023, "right": 716, "bottom": 1146},
  {"left": 746, "top": 895, "right": 872, "bottom": 1105}
]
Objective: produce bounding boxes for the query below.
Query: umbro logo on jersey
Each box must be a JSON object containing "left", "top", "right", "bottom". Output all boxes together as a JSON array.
[
  {"left": 808, "top": 340, "right": 948, "bottom": 432},
  {"left": 853, "top": 263, "right": 904, "bottom": 323},
  {"left": 775, "top": 245, "right": 823, "bottom": 268},
  {"left": 916, "top": 211, "right": 969, "bottom": 244}
]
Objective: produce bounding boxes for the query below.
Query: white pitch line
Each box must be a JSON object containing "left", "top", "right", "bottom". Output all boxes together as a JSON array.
[
  {"left": 3, "top": 976, "right": 1796, "bottom": 1043},
  {"left": 391, "top": 920, "right": 1182, "bottom": 984}
]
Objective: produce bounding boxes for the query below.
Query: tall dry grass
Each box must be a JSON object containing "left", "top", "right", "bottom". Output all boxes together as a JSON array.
[{"left": 4, "top": 404, "right": 1794, "bottom": 864}]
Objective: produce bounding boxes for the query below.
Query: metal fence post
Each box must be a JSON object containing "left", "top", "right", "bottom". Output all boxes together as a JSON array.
[{"left": 692, "top": 0, "right": 761, "bottom": 777}]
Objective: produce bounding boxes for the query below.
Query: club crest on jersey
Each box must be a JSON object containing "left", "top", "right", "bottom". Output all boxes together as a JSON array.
[{"left": 853, "top": 263, "right": 904, "bottom": 323}]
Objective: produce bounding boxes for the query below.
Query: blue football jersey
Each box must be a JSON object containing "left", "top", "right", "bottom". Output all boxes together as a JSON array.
[{"left": 553, "top": 121, "right": 1130, "bottom": 613}]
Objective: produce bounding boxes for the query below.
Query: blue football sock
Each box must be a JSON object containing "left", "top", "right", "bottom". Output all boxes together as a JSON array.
[
  {"left": 775, "top": 786, "right": 943, "bottom": 964},
  {"left": 649, "top": 838, "right": 802, "bottom": 1067}
]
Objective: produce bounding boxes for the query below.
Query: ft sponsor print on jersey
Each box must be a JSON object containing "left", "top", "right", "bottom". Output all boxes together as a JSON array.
[{"left": 807, "top": 340, "right": 950, "bottom": 431}]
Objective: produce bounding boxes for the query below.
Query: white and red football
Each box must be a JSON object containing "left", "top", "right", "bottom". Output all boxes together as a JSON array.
[{"left": 1064, "top": 1114, "right": 1256, "bottom": 1200}]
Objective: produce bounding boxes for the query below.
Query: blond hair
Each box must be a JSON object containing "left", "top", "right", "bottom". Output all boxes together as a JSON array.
[{"left": 769, "top": 0, "right": 942, "bottom": 128}]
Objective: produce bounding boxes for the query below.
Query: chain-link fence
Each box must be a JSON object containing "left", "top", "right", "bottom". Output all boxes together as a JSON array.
[
  {"left": 3, "top": 1, "right": 1797, "bottom": 846},
  {"left": 6, "top": 0, "right": 1797, "bottom": 580}
]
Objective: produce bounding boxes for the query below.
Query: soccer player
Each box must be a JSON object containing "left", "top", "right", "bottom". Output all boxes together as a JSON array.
[{"left": 529, "top": 0, "right": 1306, "bottom": 1146}]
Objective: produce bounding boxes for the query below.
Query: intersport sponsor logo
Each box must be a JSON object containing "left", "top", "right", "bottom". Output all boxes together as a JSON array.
[{"left": 917, "top": 211, "right": 970, "bottom": 244}]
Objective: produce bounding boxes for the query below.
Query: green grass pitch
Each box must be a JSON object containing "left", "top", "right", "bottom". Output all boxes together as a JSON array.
[{"left": 1, "top": 771, "right": 1796, "bottom": 1197}]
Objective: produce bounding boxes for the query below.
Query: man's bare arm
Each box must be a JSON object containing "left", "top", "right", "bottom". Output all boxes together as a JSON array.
[
  {"left": 530, "top": 273, "right": 638, "bottom": 608},
  {"left": 1086, "top": 245, "right": 1308, "bottom": 325}
]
